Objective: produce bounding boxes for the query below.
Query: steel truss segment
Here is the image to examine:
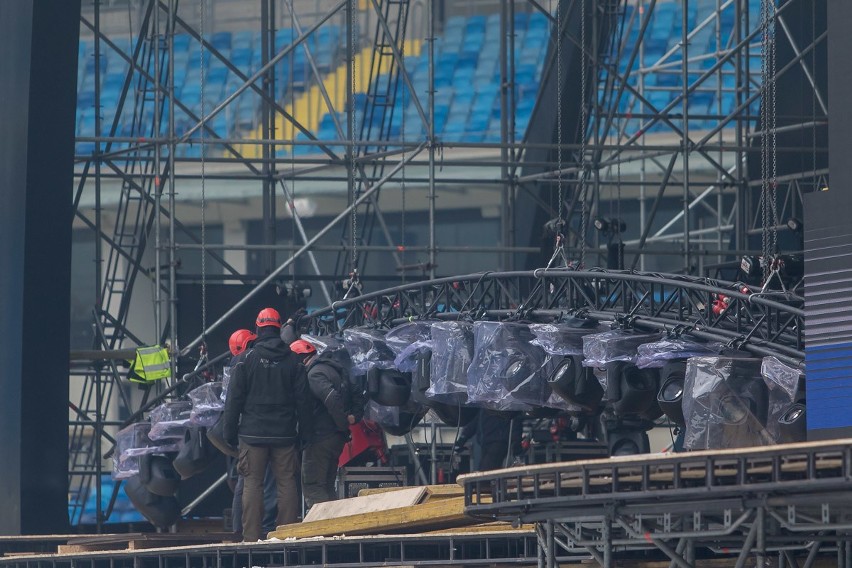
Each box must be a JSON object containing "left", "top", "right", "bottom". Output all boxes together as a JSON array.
[{"left": 306, "top": 270, "right": 803, "bottom": 364}]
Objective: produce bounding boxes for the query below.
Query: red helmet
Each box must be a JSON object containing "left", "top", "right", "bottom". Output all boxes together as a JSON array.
[
  {"left": 228, "top": 329, "right": 257, "bottom": 357},
  {"left": 255, "top": 307, "right": 282, "bottom": 328},
  {"left": 290, "top": 339, "right": 317, "bottom": 355}
]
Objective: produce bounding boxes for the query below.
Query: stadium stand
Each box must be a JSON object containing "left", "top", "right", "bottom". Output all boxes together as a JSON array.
[{"left": 74, "top": 1, "right": 761, "bottom": 152}]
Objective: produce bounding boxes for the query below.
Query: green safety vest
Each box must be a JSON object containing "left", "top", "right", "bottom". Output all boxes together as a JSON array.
[{"left": 128, "top": 346, "right": 172, "bottom": 384}]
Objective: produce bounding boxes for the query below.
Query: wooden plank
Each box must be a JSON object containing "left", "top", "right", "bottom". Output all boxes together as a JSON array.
[
  {"left": 304, "top": 486, "right": 427, "bottom": 522},
  {"left": 358, "top": 484, "right": 465, "bottom": 499},
  {"left": 457, "top": 438, "right": 852, "bottom": 483},
  {"left": 425, "top": 522, "right": 535, "bottom": 534},
  {"left": 57, "top": 533, "right": 237, "bottom": 555},
  {"left": 270, "top": 496, "right": 479, "bottom": 539}
]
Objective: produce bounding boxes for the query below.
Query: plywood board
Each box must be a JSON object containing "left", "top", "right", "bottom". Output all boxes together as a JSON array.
[
  {"left": 358, "top": 484, "right": 465, "bottom": 499},
  {"left": 303, "top": 486, "right": 427, "bottom": 522},
  {"left": 270, "top": 496, "right": 475, "bottom": 539}
]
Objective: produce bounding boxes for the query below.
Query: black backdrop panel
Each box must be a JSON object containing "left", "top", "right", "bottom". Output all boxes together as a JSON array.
[
  {"left": 176, "top": 283, "right": 299, "bottom": 365},
  {"left": 0, "top": 0, "right": 79, "bottom": 534},
  {"left": 175, "top": 284, "right": 300, "bottom": 516}
]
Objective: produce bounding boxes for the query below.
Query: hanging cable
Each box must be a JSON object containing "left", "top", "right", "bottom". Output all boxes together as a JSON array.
[
  {"left": 769, "top": 0, "right": 779, "bottom": 259},
  {"left": 349, "top": 0, "right": 359, "bottom": 280},
  {"left": 759, "top": 0, "right": 779, "bottom": 282},
  {"left": 199, "top": 0, "right": 208, "bottom": 343},
  {"left": 556, "top": 0, "right": 564, "bottom": 247},
  {"left": 579, "top": 0, "right": 589, "bottom": 268},
  {"left": 400, "top": 29, "right": 407, "bottom": 285}
]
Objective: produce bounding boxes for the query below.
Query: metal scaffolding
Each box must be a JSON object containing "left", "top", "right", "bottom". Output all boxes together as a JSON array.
[{"left": 68, "top": 0, "right": 823, "bottom": 529}]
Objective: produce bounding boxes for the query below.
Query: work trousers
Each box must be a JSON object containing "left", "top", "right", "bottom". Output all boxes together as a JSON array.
[
  {"left": 238, "top": 442, "right": 299, "bottom": 541},
  {"left": 231, "top": 462, "right": 278, "bottom": 536},
  {"left": 301, "top": 432, "right": 346, "bottom": 508}
]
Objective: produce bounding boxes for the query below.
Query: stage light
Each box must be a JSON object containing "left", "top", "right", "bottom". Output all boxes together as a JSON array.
[
  {"left": 367, "top": 368, "right": 412, "bottom": 407},
  {"left": 139, "top": 454, "right": 180, "bottom": 497},
  {"left": 124, "top": 475, "right": 181, "bottom": 529},
  {"left": 657, "top": 361, "right": 687, "bottom": 428},
  {"left": 594, "top": 217, "right": 626, "bottom": 234},
  {"left": 608, "top": 362, "right": 661, "bottom": 419},
  {"left": 606, "top": 428, "right": 650, "bottom": 456},
  {"left": 777, "top": 402, "right": 806, "bottom": 443},
  {"left": 173, "top": 426, "right": 217, "bottom": 480},
  {"left": 547, "top": 355, "right": 604, "bottom": 411}
]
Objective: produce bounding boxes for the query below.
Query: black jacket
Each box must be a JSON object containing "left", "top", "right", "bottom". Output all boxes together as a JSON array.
[
  {"left": 306, "top": 354, "right": 351, "bottom": 441},
  {"left": 223, "top": 331, "right": 312, "bottom": 446}
]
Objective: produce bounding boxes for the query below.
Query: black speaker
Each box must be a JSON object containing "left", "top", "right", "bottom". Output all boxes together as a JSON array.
[
  {"left": 173, "top": 426, "right": 217, "bottom": 480},
  {"left": 124, "top": 476, "right": 181, "bottom": 529},
  {"left": 657, "top": 361, "right": 687, "bottom": 428},
  {"left": 139, "top": 454, "right": 180, "bottom": 497}
]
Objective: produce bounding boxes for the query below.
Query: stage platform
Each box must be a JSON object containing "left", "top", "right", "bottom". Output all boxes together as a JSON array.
[
  {"left": 459, "top": 438, "right": 852, "bottom": 567},
  {"left": 0, "top": 530, "right": 545, "bottom": 568},
  {"left": 7, "top": 440, "right": 852, "bottom": 567}
]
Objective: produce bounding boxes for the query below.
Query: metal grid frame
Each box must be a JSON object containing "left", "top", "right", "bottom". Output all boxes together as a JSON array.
[
  {"left": 68, "top": 0, "right": 822, "bottom": 532},
  {"left": 460, "top": 439, "right": 852, "bottom": 567}
]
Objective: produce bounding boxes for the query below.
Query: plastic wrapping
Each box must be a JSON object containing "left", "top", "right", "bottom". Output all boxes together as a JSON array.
[
  {"left": 385, "top": 321, "right": 434, "bottom": 355},
  {"left": 188, "top": 382, "right": 224, "bottom": 427},
  {"left": 220, "top": 366, "right": 231, "bottom": 402},
  {"left": 112, "top": 423, "right": 180, "bottom": 480},
  {"left": 466, "top": 321, "right": 547, "bottom": 411},
  {"left": 301, "top": 334, "right": 345, "bottom": 356},
  {"left": 394, "top": 340, "right": 433, "bottom": 373},
  {"left": 582, "top": 330, "right": 663, "bottom": 367},
  {"left": 762, "top": 356, "right": 804, "bottom": 443},
  {"left": 148, "top": 401, "right": 193, "bottom": 441},
  {"left": 529, "top": 320, "right": 606, "bottom": 356},
  {"left": 682, "top": 357, "right": 771, "bottom": 450},
  {"left": 343, "top": 328, "right": 396, "bottom": 376},
  {"left": 365, "top": 400, "right": 399, "bottom": 428},
  {"left": 635, "top": 338, "right": 726, "bottom": 369},
  {"left": 426, "top": 321, "right": 474, "bottom": 404}
]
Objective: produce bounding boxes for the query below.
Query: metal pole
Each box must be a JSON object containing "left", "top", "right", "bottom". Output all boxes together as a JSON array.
[
  {"left": 180, "top": 473, "right": 228, "bottom": 516},
  {"left": 404, "top": 434, "right": 429, "bottom": 486},
  {"left": 682, "top": 0, "right": 691, "bottom": 274},
  {"left": 346, "top": 0, "right": 356, "bottom": 274},
  {"left": 261, "top": 0, "right": 275, "bottom": 273},
  {"left": 430, "top": 422, "right": 437, "bottom": 485},
  {"left": 94, "top": 0, "right": 104, "bottom": 532},
  {"left": 500, "top": 0, "right": 509, "bottom": 271},
  {"left": 427, "top": 0, "right": 436, "bottom": 279},
  {"left": 154, "top": 0, "right": 162, "bottom": 339},
  {"left": 168, "top": 0, "right": 178, "bottom": 366}
]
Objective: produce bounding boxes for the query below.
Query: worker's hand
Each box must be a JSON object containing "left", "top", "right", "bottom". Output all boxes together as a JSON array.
[{"left": 347, "top": 414, "right": 356, "bottom": 425}]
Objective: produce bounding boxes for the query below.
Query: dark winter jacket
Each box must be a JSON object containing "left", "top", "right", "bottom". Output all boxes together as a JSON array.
[
  {"left": 306, "top": 354, "right": 351, "bottom": 441},
  {"left": 304, "top": 352, "right": 368, "bottom": 442},
  {"left": 223, "top": 330, "right": 312, "bottom": 447}
]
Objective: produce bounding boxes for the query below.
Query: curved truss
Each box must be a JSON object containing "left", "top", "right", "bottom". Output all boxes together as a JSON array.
[{"left": 305, "top": 270, "right": 804, "bottom": 365}]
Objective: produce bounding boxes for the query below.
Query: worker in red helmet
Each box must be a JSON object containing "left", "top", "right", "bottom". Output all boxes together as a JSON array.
[
  {"left": 224, "top": 328, "right": 277, "bottom": 539},
  {"left": 291, "top": 339, "right": 363, "bottom": 508},
  {"left": 223, "top": 308, "right": 313, "bottom": 541},
  {"left": 228, "top": 329, "right": 257, "bottom": 358}
]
